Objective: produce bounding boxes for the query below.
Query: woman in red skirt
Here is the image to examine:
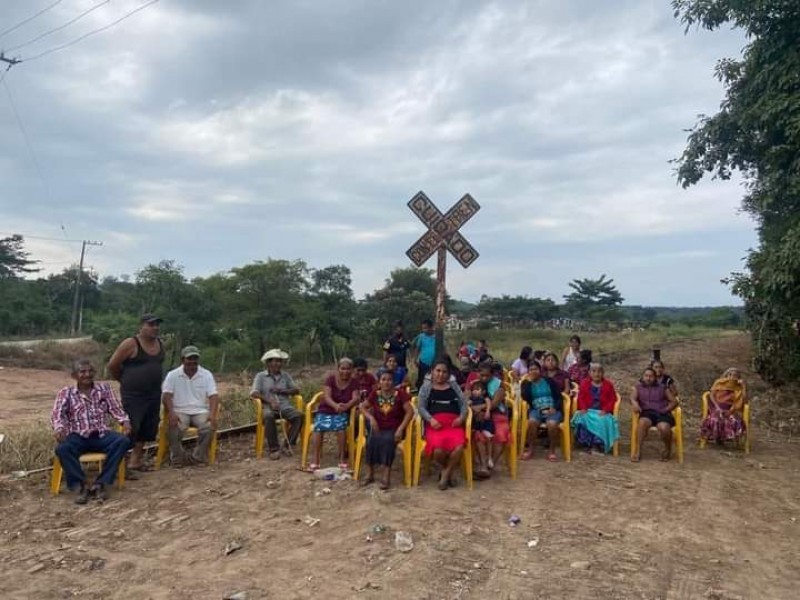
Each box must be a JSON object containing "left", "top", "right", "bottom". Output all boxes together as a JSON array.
[{"left": 417, "top": 359, "right": 468, "bottom": 490}]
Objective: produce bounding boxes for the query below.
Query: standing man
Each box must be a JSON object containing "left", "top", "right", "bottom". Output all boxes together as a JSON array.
[
  {"left": 412, "top": 318, "right": 437, "bottom": 391},
  {"left": 162, "top": 345, "right": 219, "bottom": 466},
  {"left": 107, "top": 313, "right": 165, "bottom": 472},
  {"left": 52, "top": 359, "right": 131, "bottom": 504},
  {"left": 250, "top": 348, "right": 303, "bottom": 460},
  {"left": 382, "top": 321, "right": 411, "bottom": 383}
]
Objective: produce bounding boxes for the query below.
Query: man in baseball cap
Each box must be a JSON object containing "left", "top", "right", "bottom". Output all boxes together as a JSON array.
[{"left": 161, "top": 345, "right": 219, "bottom": 467}]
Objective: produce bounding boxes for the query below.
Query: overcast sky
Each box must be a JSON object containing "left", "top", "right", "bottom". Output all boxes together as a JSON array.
[{"left": 0, "top": 0, "right": 755, "bottom": 306}]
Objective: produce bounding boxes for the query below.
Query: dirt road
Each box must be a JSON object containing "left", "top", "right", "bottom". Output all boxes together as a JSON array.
[{"left": 1, "top": 334, "right": 798, "bottom": 599}]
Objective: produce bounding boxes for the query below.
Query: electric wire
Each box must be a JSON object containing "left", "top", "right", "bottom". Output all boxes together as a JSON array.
[
  {"left": 6, "top": 1, "right": 111, "bottom": 53},
  {"left": 23, "top": 0, "right": 160, "bottom": 63},
  {"left": 0, "top": 0, "right": 64, "bottom": 42}
]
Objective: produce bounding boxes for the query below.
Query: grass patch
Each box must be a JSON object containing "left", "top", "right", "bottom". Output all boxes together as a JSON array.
[{"left": 0, "top": 420, "right": 55, "bottom": 474}]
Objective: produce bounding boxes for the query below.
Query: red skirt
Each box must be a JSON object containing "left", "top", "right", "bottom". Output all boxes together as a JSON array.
[
  {"left": 491, "top": 413, "right": 510, "bottom": 445},
  {"left": 425, "top": 412, "right": 466, "bottom": 456}
]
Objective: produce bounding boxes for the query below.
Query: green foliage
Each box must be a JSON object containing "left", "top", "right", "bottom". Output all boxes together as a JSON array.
[
  {"left": 563, "top": 274, "right": 624, "bottom": 320},
  {"left": 0, "top": 235, "right": 38, "bottom": 279},
  {"left": 673, "top": 0, "right": 800, "bottom": 382},
  {"left": 475, "top": 294, "right": 559, "bottom": 324}
]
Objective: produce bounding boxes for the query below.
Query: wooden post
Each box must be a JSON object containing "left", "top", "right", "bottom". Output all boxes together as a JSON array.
[{"left": 436, "top": 245, "right": 447, "bottom": 360}]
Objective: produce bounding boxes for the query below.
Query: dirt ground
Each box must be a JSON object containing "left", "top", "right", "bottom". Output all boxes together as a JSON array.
[{"left": 1, "top": 334, "right": 799, "bottom": 599}]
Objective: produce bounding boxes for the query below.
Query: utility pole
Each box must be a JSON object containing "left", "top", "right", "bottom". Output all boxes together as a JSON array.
[
  {"left": 70, "top": 240, "right": 102, "bottom": 335},
  {"left": 0, "top": 52, "right": 22, "bottom": 69}
]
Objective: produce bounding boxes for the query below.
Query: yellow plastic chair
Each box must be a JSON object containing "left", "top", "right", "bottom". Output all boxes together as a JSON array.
[
  {"left": 519, "top": 392, "right": 572, "bottom": 462},
  {"left": 352, "top": 397, "right": 415, "bottom": 487},
  {"left": 300, "top": 392, "right": 357, "bottom": 470},
  {"left": 631, "top": 405, "right": 684, "bottom": 464},
  {"left": 50, "top": 452, "right": 125, "bottom": 495},
  {"left": 252, "top": 394, "right": 304, "bottom": 458},
  {"left": 499, "top": 381, "right": 519, "bottom": 479},
  {"left": 155, "top": 402, "right": 221, "bottom": 469},
  {"left": 569, "top": 393, "right": 621, "bottom": 457},
  {"left": 412, "top": 408, "right": 473, "bottom": 489},
  {"left": 700, "top": 391, "right": 750, "bottom": 454}
]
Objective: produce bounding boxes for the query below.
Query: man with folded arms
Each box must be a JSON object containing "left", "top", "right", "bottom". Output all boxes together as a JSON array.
[
  {"left": 162, "top": 345, "right": 219, "bottom": 467},
  {"left": 52, "top": 359, "right": 132, "bottom": 504}
]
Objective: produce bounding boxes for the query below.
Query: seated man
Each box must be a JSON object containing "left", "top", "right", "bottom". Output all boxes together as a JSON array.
[
  {"left": 162, "top": 345, "right": 219, "bottom": 467},
  {"left": 250, "top": 348, "right": 302, "bottom": 460},
  {"left": 52, "top": 358, "right": 132, "bottom": 504}
]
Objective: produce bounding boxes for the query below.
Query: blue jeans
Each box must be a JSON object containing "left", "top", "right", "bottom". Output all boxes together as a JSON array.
[{"left": 55, "top": 432, "right": 131, "bottom": 489}]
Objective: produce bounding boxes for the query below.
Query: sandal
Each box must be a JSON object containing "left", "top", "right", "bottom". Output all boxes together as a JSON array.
[
  {"left": 438, "top": 478, "right": 449, "bottom": 491},
  {"left": 379, "top": 480, "right": 390, "bottom": 491},
  {"left": 660, "top": 449, "right": 671, "bottom": 462},
  {"left": 338, "top": 462, "right": 349, "bottom": 471},
  {"left": 631, "top": 454, "right": 641, "bottom": 463},
  {"left": 547, "top": 453, "right": 558, "bottom": 462},
  {"left": 521, "top": 450, "right": 533, "bottom": 460},
  {"left": 306, "top": 463, "right": 320, "bottom": 472},
  {"left": 128, "top": 463, "right": 153, "bottom": 472},
  {"left": 360, "top": 477, "right": 375, "bottom": 487},
  {"left": 269, "top": 451, "right": 281, "bottom": 461}
]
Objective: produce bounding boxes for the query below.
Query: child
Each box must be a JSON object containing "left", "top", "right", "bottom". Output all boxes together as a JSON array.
[{"left": 469, "top": 380, "right": 494, "bottom": 478}]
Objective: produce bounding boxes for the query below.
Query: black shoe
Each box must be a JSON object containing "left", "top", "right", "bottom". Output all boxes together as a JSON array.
[
  {"left": 75, "top": 485, "right": 90, "bottom": 505},
  {"left": 92, "top": 484, "right": 108, "bottom": 502}
]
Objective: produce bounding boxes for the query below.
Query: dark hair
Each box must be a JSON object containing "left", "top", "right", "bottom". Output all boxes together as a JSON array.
[
  {"left": 422, "top": 318, "right": 433, "bottom": 328},
  {"left": 478, "top": 360, "right": 493, "bottom": 372},
  {"left": 353, "top": 357, "right": 368, "bottom": 370},
  {"left": 519, "top": 346, "right": 533, "bottom": 360},
  {"left": 570, "top": 335, "right": 582, "bottom": 344},
  {"left": 71, "top": 358, "right": 94, "bottom": 374},
  {"left": 479, "top": 339, "right": 487, "bottom": 345},
  {"left": 394, "top": 320, "right": 404, "bottom": 328},
  {"left": 642, "top": 367, "right": 656, "bottom": 379},
  {"left": 431, "top": 358, "right": 450, "bottom": 373},
  {"left": 532, "top": 350, "right": 545, "bottom": 361},
  {"left": 650, "top": 359, "right": 665, "bottom": 369},
  {"left": 490, "top": 361, "right": 504, "bottom": 377},
  {"left": 378, "top": 369, "right": 394, "bottom": 381},
  {"left": 579, "top": 349, "right": 593, "bottom": 364},
  {"left": 528, "top": 361, "right": 541, "bottom": 371},
  {"left": 470, "top": 380, "right": 486, "bottom": 391},
  {"left": 385, "top": 353, "right": 399, "bottom": 364}
]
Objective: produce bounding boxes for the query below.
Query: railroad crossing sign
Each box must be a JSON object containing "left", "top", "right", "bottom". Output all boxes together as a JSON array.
[
  {"left": 406, "top": 191, "right": 480, "bottom": 268},
  {"left": 405, "top": 191, "right": 480, "bottom": 359}
]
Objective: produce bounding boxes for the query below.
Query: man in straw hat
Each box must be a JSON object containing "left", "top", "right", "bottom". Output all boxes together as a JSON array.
[{"left": 250, "top": 348, "right": 302, "bottom": 460}]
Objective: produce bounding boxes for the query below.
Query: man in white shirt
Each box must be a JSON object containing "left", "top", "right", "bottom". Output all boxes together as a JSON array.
[{"left": 162, "top": 345, "right": 219, "bottom": 466}]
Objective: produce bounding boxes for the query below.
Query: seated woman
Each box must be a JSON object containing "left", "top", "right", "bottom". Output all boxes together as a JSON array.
[
  {"left": 561, "top": 335, "right": 581, "bottom": 371},
  {"left": 542, "top": 351, "right": 571, "bottom": 395},
  {"left": 310, "top": 358, "right": 360, "bottom": 471},
  {"left": 571, "top": 363, "right": 620, "bottom": 454},
  {"left": 567, "top": 349, "right": 592, "bottom": 385},
  {"left": 651, "top": 359, "right": 678, "bottom": 396},
  {"left": 479, "top": 361, "right": 509, "bottom": 474},
  {"left": 701, "top": 367, "right": 746, "bottom": 445},
  {"left": 468, "top": 380, "right": 494, "bottom": 479},
  {"left": 520, "top": 362, "right": 563, "bottom": 461},
  {"left": 630, "top": 367, "right": 679, "bottom": 462},
  {"left": 417, "top": 359, "right": 468, "bottom": 490},
  {"left": 360, "top": 371, "right": 414, "bottom": 490},
  {"left": 376, "top": 354, "right": 407, "bottom": 389},
  {"left": 510, "top": 346, "right": 533, "bottom": 382}
]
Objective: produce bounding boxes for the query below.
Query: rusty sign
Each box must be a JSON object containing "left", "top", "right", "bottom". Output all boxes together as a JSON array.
[{"left": 406, "top": 191, "right": 480, "bottom": 268}]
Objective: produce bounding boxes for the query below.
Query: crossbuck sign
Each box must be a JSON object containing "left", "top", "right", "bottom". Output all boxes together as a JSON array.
[{"left": 405, "top": 191, "right": 480, "bottom": 356}]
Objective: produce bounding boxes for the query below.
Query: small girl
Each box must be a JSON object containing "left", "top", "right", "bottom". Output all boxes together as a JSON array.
[{"left": 469, "top": 380, "right": 494, "bottom": 479}]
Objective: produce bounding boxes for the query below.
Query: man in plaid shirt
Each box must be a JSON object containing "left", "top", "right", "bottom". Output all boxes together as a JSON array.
[{"left": 52, "top": 358, "right": 132, "bottom": 504}]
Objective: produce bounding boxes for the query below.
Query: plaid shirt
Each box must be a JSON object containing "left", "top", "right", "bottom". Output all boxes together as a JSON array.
[{"left": 51, "top": 382, "right": 129, "bottom": 438}]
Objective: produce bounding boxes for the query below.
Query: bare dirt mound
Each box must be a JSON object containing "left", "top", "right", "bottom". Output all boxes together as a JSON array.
[{"left": 1, "top": 334, "right": 798, "bottom": 599}]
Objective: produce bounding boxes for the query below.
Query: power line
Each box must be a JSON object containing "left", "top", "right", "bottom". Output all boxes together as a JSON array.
[
  {"left": 0, "top": 231, "right": 83, "bottom": 243},
  {"left": 0, "top": 0, "right": 64, "bottom": 42},
  {"left": 6, "top": 1, "right": 111, "bottom": 53},
  {"left": 1, "top": 74, "right": 53, "bottom": 207},
  {"left": 23, "top": 0, "right": 160, "bottom": 63}
]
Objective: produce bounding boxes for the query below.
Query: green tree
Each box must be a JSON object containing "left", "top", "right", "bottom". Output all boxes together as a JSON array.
[
  {"left": 673, "top": 0, "right": 800, "bottom": 382},
  {"left": 385, "top": 267, "right": 437, "bottom": 300},
  {"left": 563, "top": 275, "right": 624, "bottom": 319},
  {"left": 476, "top": 295, "right": 558, "bottom": 325},
  {"left": 0, "top": 235, "right": 38, "bottom": 279}
]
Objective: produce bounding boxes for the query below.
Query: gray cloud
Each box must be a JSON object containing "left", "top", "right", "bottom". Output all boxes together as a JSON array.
[{"left": 0, "top": 0, "right": 754, "bottom": 305}]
